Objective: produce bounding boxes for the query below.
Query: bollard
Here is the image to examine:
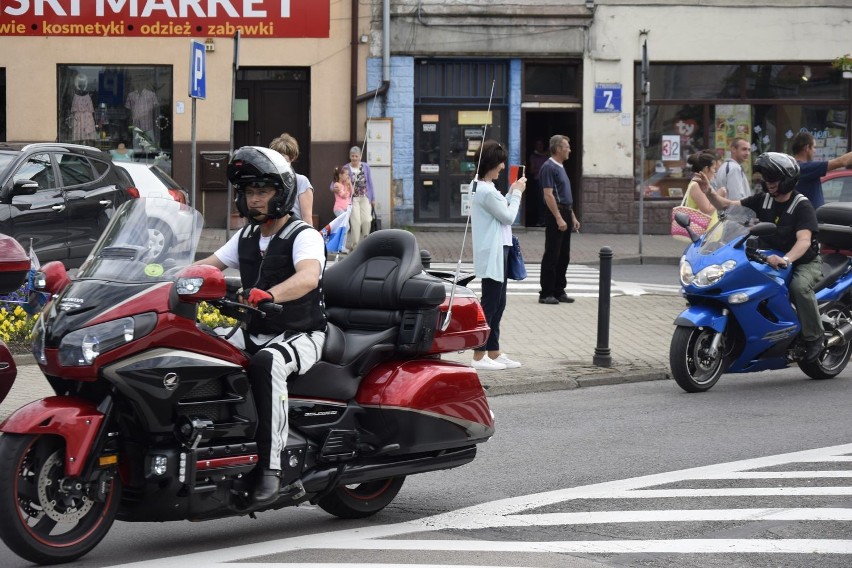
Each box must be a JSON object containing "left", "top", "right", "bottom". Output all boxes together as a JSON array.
[
  {"left": 593, "top": 246, "right": 613, "bottom": 367},
  {"left": 420, "top": 249, "right": 432, "bottom": 269}
]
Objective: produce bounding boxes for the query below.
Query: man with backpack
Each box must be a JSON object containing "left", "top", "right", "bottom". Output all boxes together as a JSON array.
[{"left": 714, "top": 137, "right": 752, "bottom": 201}]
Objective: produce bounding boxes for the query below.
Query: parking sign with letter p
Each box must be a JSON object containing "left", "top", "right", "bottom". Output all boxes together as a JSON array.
[{"left": 189, "top": 40, "right": 206, "bottom": 99}]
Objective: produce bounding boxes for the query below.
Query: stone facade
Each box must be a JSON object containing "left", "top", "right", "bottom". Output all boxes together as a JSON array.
[{"left": 581, "top": 177, "right": 672, "bottom": 235}]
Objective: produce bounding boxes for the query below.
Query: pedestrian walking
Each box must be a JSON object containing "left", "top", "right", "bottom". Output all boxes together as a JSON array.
[{"left": 270, "top": 133, "right": 315, "bottom": 226}]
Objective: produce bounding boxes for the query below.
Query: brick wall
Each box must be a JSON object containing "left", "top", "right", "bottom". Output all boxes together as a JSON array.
[{"left": 581, "top": 176, "right": 674, "bottom": 235}]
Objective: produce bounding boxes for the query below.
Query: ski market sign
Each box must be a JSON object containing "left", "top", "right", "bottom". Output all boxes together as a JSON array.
[{"left": 0, "top": 0, "right": 329, "bottom": 38}]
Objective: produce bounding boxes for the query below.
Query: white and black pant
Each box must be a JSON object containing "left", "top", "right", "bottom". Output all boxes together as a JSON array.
[{"left": 223, "top": 328, "right": 325, "bottom": 470}]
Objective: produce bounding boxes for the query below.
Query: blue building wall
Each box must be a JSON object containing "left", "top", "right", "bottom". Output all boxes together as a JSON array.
[
  {"left": 368, "top": 56, "right": 414, "bottom": 226},
  {"left": 368, "top": 56, "right": 521, "bottom": 226}
]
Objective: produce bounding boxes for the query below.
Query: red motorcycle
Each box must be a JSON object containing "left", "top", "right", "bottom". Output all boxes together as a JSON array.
[{"left": 0, "top": 199, "right": 494, "bottom": 565}]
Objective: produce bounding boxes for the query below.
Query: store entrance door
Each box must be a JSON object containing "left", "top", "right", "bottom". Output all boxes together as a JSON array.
[
  {"left": 522, "top": 109, "right": 581, "bottom": 227},
  {"left": 234, "top": 69, "right": 310, "bottom": 177},
  {"left": 414, "top": 107, "right": 506, "bottom": 222}
]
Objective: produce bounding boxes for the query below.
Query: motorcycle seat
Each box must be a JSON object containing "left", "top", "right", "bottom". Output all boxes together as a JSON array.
[
  {"left": 814, "top": 253, "right": 851, "bottom": 293},
  {"left": 323, "top": 229, "right": 444, "bottom": 331}
]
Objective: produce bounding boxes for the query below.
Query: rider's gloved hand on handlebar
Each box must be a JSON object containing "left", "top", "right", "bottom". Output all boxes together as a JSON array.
[{"left": 241, "top": 287, "right": 273, "bottom": 307}]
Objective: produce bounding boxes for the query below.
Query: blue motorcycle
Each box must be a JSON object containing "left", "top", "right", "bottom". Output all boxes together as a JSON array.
[{"left": 670, "top": 204, "right": 852, "bottom": 392}]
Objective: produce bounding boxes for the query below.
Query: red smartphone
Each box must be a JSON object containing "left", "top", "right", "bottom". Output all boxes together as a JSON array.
[{"left": 509, "top": 165, "right": 520, "bottom": 184}]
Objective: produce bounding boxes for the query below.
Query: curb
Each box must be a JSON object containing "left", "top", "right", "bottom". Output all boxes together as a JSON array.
[{"left": 479, "top": 367, "right": 671, "bottom": 397}]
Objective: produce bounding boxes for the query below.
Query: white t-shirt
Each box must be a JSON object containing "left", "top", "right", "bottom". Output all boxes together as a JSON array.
[
  {"left": 214, "top": 222, "right": 326, "bottom": 272},
  {"left": 290, "top": 173, "right": 313, "bottom": 220}
]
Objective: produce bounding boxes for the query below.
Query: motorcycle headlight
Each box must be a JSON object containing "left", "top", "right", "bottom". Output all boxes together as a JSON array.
[
  {"left": 58, "top": 313, "right": 157, "bottom": 366},
  {"left": 693, "top": 260, "right": 737, "bottom": 288},
  {"left": 679, "top": 259, "right": 695, "bottom": 286}
]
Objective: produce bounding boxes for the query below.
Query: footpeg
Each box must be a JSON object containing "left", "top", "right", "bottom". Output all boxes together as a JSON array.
[{"left": 280, "top": 479, "right": 306, "bottom": 500}]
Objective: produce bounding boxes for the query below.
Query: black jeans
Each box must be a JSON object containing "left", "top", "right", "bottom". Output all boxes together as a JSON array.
[
  {"left": 539, "top": 205, "right": 573, "bottom": 299},
  {"left": 476, "top": 246, "right": 510, "bottom": 352}
]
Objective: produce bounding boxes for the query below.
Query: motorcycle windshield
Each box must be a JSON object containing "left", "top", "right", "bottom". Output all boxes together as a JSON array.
[
  {"left": 76, "top": 199, "right": 204, "bottom": 283},
  {"left": 697, "top": 205, "right": 757, "bottom": 255}
]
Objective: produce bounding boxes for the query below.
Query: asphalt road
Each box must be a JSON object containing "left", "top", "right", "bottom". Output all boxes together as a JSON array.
[{"left": 2, "top": 366, "right": 851, "bottom": 567}]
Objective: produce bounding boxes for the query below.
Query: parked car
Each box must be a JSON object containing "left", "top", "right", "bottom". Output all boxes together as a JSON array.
[
  {"left": 0, "top": 142, "right": 133, "bottom": 268},
  {"left": 114, "top": 161, "right": 191, "bottom": 261},
  {"left": 821, "top": 168, "right": 852, "bottom": 204}
]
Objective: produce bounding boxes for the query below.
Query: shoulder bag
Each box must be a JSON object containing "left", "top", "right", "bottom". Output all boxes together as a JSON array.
[
  {"left": 671, "top": 192, "right": 711, "bottom": 242},
  {"left": 507, "top": 235, "right": 527, "bottom": 281}
]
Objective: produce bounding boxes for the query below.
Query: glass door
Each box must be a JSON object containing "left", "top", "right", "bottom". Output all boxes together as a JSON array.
[{"left": 415, "top": 107, "right": 505, "bottom": 222}]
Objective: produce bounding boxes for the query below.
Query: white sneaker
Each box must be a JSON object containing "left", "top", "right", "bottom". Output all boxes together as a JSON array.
[
  {"left": 493, "top": 354, "right": 521, "bottom": 369},
  {"left": 470, "top": 356, "right": 507, "bottom": 371}
]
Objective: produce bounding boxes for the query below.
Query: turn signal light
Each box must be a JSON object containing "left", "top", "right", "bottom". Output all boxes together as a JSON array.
[{"left": 99, "top": 455, "right": 118, "bottom": 467}]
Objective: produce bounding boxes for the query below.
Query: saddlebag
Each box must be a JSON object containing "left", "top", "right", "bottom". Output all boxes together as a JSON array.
[
  {"left": 0, "top": 234, "right": 29, "bottom": 294},
  {"left": 817, "top": 202, "right": 852, "bottom": 253}
]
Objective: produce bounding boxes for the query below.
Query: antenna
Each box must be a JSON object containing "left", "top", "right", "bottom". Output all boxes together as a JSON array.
[{"left": 440, "top": 79, "right": 496, "bottom": 332}]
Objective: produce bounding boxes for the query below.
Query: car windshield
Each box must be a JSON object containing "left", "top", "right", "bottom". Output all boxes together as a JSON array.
[
  {"left": 697, "top": 205, "right": 757, "bottom": 255},
  {"left": 76, "top": 199, "right": 203, "bottom": 282},
  {"left": 0, "top": 153, "right": 15, "bottom": 172}
]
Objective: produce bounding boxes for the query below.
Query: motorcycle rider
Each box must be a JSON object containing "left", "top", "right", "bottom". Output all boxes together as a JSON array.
[
  {"left": 695, "top": 151, "right": 823, "bottom": 361},
  {"left": 194, "top": 146, "right": 327, "bottom": 504}
]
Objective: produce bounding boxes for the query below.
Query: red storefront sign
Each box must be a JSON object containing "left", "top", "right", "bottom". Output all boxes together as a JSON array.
[{"left": 0, "top": 0, "right": 329, "bottom": 38}]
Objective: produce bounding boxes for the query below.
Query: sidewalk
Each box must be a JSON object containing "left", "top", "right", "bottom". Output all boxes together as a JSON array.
[{"left": 1, "top": 230, "right": 687, "bottom": 419}]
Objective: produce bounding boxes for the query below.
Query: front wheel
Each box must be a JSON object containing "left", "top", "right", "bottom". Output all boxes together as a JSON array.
[
  {"left": 669, "top": 325, "right": 727, "bottom": 393},
  {"left": 0, "top": 434, "right": 121, "bottom": 565},
  {"left": 317, "top": 477, "right": 405, "bottom": 519}
]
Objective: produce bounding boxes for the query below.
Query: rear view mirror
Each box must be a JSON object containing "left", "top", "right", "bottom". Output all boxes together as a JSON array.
[{"left": 12, "top": 179, "right": 39, "bottom": 196}]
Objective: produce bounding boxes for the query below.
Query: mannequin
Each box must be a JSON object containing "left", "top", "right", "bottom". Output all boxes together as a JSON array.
[
  {"left": 70, "top": 74, "right": 97, "bottom": 143},
  {"left": 125, "top": 80, "right": 159, "bottom": 151}
]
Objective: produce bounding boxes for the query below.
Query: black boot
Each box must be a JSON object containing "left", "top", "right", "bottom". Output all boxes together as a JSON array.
[
  {"left": 804, "top": 339, "right": 824, "bottom": 362},
  {"left": 253, "top": 468, "right": 281, "bottom": 505}
]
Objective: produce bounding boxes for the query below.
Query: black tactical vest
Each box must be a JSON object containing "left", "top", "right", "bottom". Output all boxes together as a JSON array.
[{"left": 237, "top": 219, "right": 326, "bottom": 335}]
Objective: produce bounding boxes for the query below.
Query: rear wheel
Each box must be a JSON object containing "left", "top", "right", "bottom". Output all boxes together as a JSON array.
[
  {"left": 669, "top": 326, "right": 727, "bottom": 393},
  {"left": 0, "top": 434, "right": 121, "bottom": 565},
  {"left": 799, "top": 306, "right": 852, "bottom": 380},
  {"left": 317, "top": 477, "right": 405, "bottom": 519}
]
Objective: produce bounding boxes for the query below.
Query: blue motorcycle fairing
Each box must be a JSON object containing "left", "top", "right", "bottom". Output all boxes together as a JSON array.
[{"left": 673, "top": 305, "right": 728, "bottom": 332}]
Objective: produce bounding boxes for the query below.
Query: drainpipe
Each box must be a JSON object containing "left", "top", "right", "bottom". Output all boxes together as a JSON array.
[{"left": 352, "top": 0, "right": 390, "bottom": 139}]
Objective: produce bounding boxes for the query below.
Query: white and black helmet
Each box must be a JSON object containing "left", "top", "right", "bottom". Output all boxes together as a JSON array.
[
  {"left": 228, "top": 146, "right": 296, "bottom": 221},
  {"left": 754, "top": 152, "right": 800, "bottom": 195}
]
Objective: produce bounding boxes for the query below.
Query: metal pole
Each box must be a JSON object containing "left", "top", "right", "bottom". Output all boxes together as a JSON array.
[
  {"left": 190, "top": 97, "right": 197, "bottom": 209},
  {"left": 593, "top": 246, "right": 613, "bottom": 367},
  {"left": 227, "top": 30, "right": 240, "bottom": 239}
]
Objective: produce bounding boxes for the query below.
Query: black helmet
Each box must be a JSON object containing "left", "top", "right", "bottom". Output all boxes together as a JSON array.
[
  {"left": 754, "top": 152, "right": 800, "bottom": 195},
  {"left": 229, "top": 146, "right": 296, "bottom": 222}
]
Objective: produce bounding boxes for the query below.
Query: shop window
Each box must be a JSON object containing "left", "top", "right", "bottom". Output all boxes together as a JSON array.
[
  {"left": 646, "top": 65, "right": 740, "bottom": 100},
  {"left": 1, "top": 67, "right": 5, "bottom": 141},
  {"left": 524, "top": 61, "right": 580, "bottom": 99},
  {"left": 745, "top": 65, "right": 846, "bottom": 100},
  {"left": 636, "top": 62, "right": 850, "bottom": 199},
  {"left": 57, "top": 65, "right": 173, "bottom": 174}
]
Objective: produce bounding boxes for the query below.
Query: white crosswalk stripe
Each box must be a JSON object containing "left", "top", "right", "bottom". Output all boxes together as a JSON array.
[
  {"left": 113, "top": 444, "right": 852, "bottom": 567},
  {"left": 425, "top": 262, "right": 682, "bottom": 297}
]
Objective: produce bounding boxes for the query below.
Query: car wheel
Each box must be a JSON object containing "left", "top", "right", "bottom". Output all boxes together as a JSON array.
[{"left": 146, "top": 221, "right": 173, "bottom": 262}]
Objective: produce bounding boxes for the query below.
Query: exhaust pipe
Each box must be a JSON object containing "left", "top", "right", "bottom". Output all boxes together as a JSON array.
[{"left": 826, "top": 320, "right": 852, "bottom": 349}]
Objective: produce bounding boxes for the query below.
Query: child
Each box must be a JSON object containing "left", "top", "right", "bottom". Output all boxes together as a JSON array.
[{"left": 331, "top": 166, "right": 352, "bottom": 216}]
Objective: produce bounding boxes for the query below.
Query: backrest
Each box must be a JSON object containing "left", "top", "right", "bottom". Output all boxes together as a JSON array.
[{"left": 323, "top": 229, "right": 424, "bottom": 331}]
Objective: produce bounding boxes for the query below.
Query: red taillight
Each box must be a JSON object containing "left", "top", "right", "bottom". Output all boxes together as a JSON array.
[
  {"left": 168, "top": 189, "right": 188, "bottom": 204},
  {"left": 475, "top": 302, "right": 487, "bottom": 326},
  {"left": 126, "top": 187, "right": 140, "bottom": 199}
]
